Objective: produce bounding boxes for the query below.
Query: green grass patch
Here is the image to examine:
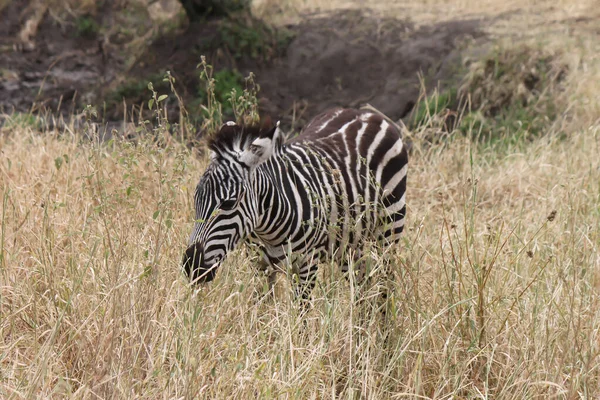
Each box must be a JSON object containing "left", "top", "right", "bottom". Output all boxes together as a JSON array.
[
  {"left": 187, "top": 58, "right": 260, "bottom": 136},
  {"left": 104, "top": 73, "right": 170, "bottom": 110},
  {"left": 411, "top": 87, "right": 458, "bottom": 129},
  {"left": 216, "top": 15, "right": 294, "bottom": 60},
  {"left": 74, "top": 15, "right": 100, "bottom": 38},
  {"left": 2, "top": 112, "right": 41, "bottom": 131},
  {"left": 189, "top": 67, "right": 244, "bottom": 123},
  {"left": 205, "top": 68, "right": 244, "bottom": 113},
  {"left": 410, "top": 44, "right": 568, "bottom": 148}
]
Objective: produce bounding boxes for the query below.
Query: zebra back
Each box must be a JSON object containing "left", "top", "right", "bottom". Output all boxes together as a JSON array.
[{"left": 291, "top": 108, "right": 408, "bottom": 242}]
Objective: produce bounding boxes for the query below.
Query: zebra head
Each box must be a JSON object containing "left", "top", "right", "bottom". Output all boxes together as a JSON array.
[{"left": 182, "top": 121, "right": 283, "bottom": 284}]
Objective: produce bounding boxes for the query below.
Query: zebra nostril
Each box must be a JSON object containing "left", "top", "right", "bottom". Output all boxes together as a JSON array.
[
  {"left": 183, "top": 243, "right": 202, "bottom": 282},
  {"left": 182, "top": 243, "right": 219, "bottom": 284}
]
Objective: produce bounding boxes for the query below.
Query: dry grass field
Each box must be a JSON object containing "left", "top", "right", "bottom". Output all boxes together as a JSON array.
[{"left": 2, "top": 0, "right": 600, "bottom": 398}]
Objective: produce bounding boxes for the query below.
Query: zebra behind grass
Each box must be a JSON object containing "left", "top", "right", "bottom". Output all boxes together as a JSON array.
[{"left": 182, "top": 108, "right": 408, "bottom": 304}]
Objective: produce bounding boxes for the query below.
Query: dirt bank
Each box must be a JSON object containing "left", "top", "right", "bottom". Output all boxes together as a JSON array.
[{"left": 0, "top": 4, "right": 484, "bottom": 130}]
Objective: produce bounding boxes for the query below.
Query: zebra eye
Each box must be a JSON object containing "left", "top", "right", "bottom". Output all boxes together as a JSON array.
[{"left": 219, "top": 198, "right": 237, "bottom": 211}]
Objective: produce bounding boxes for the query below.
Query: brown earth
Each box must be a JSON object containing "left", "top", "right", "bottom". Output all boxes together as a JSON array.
[
  {"left": 0, "top": 4, "right": 485, "bottom": 130},
  {"left": 250, "top": 11, "right": 484, "bottom": 126}
]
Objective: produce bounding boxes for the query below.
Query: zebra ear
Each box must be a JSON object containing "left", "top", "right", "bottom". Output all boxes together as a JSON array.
[{"left": 239, "top": 123, "right": 282, "bottom": 168}]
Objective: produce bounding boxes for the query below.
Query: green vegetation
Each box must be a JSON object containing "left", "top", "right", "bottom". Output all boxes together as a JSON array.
[
  {"left": 410, "top": 45, "right": 567, "bottom": 147},
  {"left": 199, "top": 68, "right": 244, "bottom": 115},
  {"left": 217, "top": 15, "right": 294, "bottom": 60},
  {"left": 459, "top": 45, "right": 566, "bottom": 143},
  {"left": 2, "top": 112, "right": 40, "bottom": 131},
  {"left": 105, "top": 73, "right": 170, "bottom": 110},
  {"left": 179, "top": 0, "right": 251, "bottom": 21},
  {"left": 189, "top": 58, "right": 259, "bottom": 133},
  {"left": 74, "top": 15, "right": 100, "bottom": 38},
  {"left": 101, "top": 60, "right": 258, "bottom": 140},
  {"left": 410, "top": 87, "right": 458, "bottom": 130}
]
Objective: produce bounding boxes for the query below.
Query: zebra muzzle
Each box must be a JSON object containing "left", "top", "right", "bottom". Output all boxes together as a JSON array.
[{"left": 182, "top": 243, "right": 219, "bottom": 284}]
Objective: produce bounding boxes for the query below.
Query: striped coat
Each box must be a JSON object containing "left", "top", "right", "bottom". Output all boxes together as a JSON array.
[{"left": 183, "top": 108, "right": 408, "bottom": 300}]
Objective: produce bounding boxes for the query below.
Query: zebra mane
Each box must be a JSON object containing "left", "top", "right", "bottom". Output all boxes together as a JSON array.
[{"left": 208, "top": 122, "right": 281, "bottom": 156}]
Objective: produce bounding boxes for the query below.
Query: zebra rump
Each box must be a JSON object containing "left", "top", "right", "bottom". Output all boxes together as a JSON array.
[{"left": 183, "top": 108, "right": 407, "bottom": 300}]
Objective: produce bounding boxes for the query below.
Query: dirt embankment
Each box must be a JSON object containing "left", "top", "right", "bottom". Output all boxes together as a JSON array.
[
  {"left": 250, "top": 11, "right": 483, "bottom": 125},
  {"left": 0, "top": 4, "right": 484, "bottom": 129}
]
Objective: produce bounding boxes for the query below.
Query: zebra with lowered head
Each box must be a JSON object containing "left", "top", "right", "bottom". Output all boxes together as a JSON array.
[{"left": 182, "top": 108, "right": 408, "bottom": 304}]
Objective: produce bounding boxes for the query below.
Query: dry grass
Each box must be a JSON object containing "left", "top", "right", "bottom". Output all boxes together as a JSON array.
[
  {"left": 2, "top": 1, "right": 600, "bottom": 399},
  {"left": 256, "top": 0, "right": 597, "bottom": 30}
]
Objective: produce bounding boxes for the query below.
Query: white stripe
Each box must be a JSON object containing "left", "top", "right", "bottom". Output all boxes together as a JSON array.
[
  {"left": 359, "top": 112, "right": 374, "bottom": 122},
  {"left": 375, "top": 139, "right": 404, "bottom": 183},
  {"left": 392, "top": 218, "right": 405, "bottom": 230},
  {"left": 383, "top": 164, "right": 408, "bottom": 195},
  {"left": 365, "top": 120, "right": 388, "bottom": 164},
  {"left": 316, "top": 109, "right": 343, "bottom": 133},
  {"left": 386, "top": 193, "right": 406, "bottom": 214},
  {"left": 354, "top": 122, "right": 368, "bottom": 191},
  {"left": 363, "top": 120, "right": 388, "bottom": 230}
]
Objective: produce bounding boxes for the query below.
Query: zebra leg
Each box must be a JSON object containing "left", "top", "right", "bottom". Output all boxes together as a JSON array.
[
  {"left": 342, "top": 249, "right": 382, "bottom": 321},
  {"left": 292, "top": 263, "right": 318, "bottom": 314},
  {"left": 341, "top": 249, "right": 388, "bottom": 325},
  {"left": 256, "top": 252, "right": 278, "bottom": 293},
  {"left": 374, "top": 209, "right": 406, "bottom": 317},
  {"left": 342, "top": 241, "right": 397, "bottom": 318},
  {"left": 248, "top": 236, "right": 279, "bottom": 292},
  {"left": 290, "top": 250, "right": 324, "bottom": 313},
  {"left": 341, "top": 248, "right": 366, "bottom": 284},
  {"left": 378, "top": 205, "right": 406, "bottom": 245}
]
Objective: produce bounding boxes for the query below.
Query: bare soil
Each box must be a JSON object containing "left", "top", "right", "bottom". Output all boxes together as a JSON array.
[
  {"left": 0, "top": 5, "right": 485, "bottom": 129},
  {"left": 250, "top": 11, "right": 484, "bottom": 125}
]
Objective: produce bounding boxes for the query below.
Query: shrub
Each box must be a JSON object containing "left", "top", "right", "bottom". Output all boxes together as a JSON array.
[
  {"left": 74, "top": 15, "right": 100, "bottom": 38},
  {"left": 178, "top": 0, "right": 251, "bottom": 21},
  {"left": 216, "top": 15, "right": 294, "bottom": 61},
  {"left": 410, "top": 44, "right": 568, "bottom": 146}
]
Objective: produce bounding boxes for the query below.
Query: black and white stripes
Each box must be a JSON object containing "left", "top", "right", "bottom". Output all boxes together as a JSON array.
[{"left": 182, "top": 108, "right": 408, "bottom": 300}]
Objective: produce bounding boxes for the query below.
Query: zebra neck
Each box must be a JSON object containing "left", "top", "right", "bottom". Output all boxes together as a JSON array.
[{"left": 252, "top": 155, "right": 296, "bottom": 240}]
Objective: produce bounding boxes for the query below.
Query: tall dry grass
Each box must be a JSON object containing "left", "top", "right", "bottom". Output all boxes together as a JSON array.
[
  {"left": 2, "top": 1, "right": 600, "bottom": 399},
  {"left": 2, "top": 102, "right": 599, "bottom": 398}
]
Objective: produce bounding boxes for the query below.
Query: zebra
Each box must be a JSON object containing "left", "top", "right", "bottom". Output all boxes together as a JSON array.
[{"left": 182, "top": 108, "right": 408, "bottom": 304}]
